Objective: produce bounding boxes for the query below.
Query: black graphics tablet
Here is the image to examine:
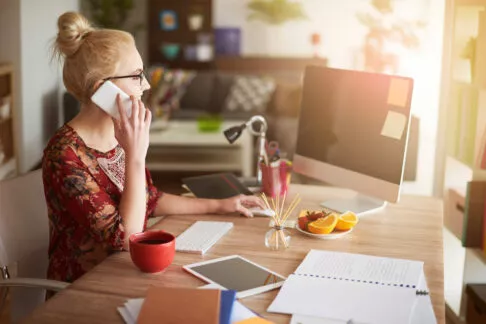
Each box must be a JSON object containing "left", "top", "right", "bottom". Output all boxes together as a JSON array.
[{"left": 182, "top": 173, "right": 253, "bottom": 199}]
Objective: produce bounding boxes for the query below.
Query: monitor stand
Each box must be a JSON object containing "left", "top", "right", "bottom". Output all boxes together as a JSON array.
[{"left": 320, "top": 194, "right": 387, "bottom": 216}]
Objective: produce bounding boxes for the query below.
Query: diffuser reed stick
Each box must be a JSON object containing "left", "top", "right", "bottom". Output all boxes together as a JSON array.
[{"left": 261, "top": 192, "right": 301, "bottom": 249}]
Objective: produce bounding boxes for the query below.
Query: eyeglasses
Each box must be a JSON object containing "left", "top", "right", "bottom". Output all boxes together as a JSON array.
[{"left": 102, "top": 70, "right": 147, "bottom": 87}]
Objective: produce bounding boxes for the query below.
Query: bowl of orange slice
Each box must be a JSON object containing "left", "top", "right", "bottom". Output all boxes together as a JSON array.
[{"left": 295, "top": 209, "right": 358, "bottom": 239}]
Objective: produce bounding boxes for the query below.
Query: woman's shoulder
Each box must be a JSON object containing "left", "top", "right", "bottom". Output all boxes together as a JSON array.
[{"left": 43, "top": 124, "right": 83, "bottom": 163}]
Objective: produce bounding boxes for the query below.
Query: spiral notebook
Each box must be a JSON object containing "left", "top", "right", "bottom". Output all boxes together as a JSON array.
[{"left": 268, "top": 250, "right": 434, "bottom": 324}]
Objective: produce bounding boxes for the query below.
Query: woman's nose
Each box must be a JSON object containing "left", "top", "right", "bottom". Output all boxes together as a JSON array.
[{"left": 142, "top": 76, "right": 151, "bottom": 91}]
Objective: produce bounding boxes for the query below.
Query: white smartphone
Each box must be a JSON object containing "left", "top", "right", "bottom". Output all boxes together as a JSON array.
[{"left": 91, "top": 81, "right": 132, "bottom": 120}]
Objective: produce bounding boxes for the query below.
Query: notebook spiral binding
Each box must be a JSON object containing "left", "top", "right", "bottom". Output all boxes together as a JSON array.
[{"left": 294, "top": 273, "right": 429, "bottom": 295}]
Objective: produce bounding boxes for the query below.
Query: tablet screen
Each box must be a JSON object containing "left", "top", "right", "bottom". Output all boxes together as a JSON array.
[{"left": 184, "top": 255, "right": 286, "bottom": 297}]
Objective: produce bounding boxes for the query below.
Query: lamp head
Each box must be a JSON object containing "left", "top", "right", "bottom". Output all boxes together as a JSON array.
[
  {"left": 223, "top": 115, "right": 267, "bottom": 144},
  {"left": 223, "top": 124, "right": 246, "bottom": 144}
]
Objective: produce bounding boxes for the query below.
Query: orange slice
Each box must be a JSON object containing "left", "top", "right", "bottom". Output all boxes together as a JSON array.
[
  {"left": 335, "top": 211, "right": 358, "bottom": 231},
  {"left": 307, "top": 214, "right": 338, "bottom": 234}
]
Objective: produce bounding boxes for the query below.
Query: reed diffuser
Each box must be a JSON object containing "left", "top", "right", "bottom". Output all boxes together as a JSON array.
[{"left": 261, "top": 192, "right": 301, "bottom": 250}]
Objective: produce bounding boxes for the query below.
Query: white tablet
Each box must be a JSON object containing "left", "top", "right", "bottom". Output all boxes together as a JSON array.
[{"left": 183, "top": 255, "right": 287, "bottom": 298}]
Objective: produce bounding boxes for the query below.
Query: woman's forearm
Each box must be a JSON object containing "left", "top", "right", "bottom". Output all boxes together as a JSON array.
[
  {"left": 154, "top": 193, "right": 222, "bottom": 216},
  {"left": 119, "top": 158, "right": 147, "bottom": 248}
]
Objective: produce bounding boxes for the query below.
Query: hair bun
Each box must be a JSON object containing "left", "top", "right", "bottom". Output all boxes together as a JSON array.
[{"left": 55, "top": 12, "right": 94, "bottom": 57}]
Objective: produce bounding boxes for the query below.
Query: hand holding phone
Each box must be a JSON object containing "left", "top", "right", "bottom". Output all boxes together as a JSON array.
[
  {"left": 112, "top": 95, "right": 152, "bottom": 162},
  {"left": 91, "top": 81, "right": 132, "bottom": 120}
]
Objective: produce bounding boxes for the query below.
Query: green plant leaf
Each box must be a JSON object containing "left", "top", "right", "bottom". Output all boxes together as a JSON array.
[
  {"left": 82, "top": 0, "right": 138, "bottom": 31},
  {"left": 247, "top": 0, "right": 307, "bottom": 25}
]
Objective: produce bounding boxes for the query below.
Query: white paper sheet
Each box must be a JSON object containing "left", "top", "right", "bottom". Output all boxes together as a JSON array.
[
  {"left": 268, "top": 274, "right": 416, "bottom": 324},
  {"left": 117, "top": 306, "right": 135, "bottom": 324},
  {"left": 410, "top": 273, "right": 437, "bottom": 324},
  {"left": 289, "top": 272, "right": 436, "bottom": 324},
  {"left": 296, "top": 250, "right": 423, "bottom": 287},
  {"left": 268, "top": 250, "right": 425, "bottom": 324},
  {"left": 126, "top": 298, "right": 144, "bottom": 321},
  {"left": 290, "top": 314, "right": 368, "bottom": 324}
]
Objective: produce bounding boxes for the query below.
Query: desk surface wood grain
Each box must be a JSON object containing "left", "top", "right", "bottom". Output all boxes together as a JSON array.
[{"left": 23, "top": 185, "right": 445, "bottom": 323}]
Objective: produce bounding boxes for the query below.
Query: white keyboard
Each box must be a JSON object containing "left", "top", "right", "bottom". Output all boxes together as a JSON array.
[{"left": 176, "top": 221, "right": 233, "bottom": 254}]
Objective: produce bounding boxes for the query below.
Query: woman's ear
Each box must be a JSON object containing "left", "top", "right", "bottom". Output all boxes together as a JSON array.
[{"left": 92, "top": 80, "right": 104, "bottom": 93}]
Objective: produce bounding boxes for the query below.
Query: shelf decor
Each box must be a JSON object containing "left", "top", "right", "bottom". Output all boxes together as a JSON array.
[
  {"left": 160, "top": 43, "right": 181, "bottom": 60},
  {"left": 188, "top": 13, "right": 204, "bottom": 31},
  {"left": 148, "top": 0, "right": 214, "bottom": 70},
  {"left": 159, "top": 10, "right": 178, "bottom": 31},
  {"left": 215, "top": 28, "right": 241, "bottom": 56},
  {"left": 0, "top": 96, "right": 10, "bottom": 120},
  {"left": 196, "top": 33, "right": 214, "bottom": 62}
]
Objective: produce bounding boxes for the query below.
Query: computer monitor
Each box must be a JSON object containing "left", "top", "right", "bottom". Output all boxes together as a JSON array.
[{"left": 293, "top": 66, "right": 413, "bottom": 216}]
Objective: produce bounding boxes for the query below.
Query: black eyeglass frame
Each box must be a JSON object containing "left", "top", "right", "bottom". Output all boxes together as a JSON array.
[{"left": 102, "top": 70, "right": 147, "bottom": 86}]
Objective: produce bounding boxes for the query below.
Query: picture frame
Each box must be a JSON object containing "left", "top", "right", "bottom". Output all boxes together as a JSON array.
[{"left": 159, "top": 10, "right": 178, "bottom": 31}]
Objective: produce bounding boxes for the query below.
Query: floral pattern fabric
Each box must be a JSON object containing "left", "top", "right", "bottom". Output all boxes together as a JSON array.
[{"left": 42, "top": 124, "right": 161, "bottom": 283}]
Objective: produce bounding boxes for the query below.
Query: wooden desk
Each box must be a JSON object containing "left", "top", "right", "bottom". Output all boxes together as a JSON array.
[{"left": 23, "top": 185, "right": 445, "bottom": 323}]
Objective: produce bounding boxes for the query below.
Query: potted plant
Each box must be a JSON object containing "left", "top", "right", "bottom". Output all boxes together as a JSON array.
[
  {"left": 356, "top": 0, "right": 426, "bottom": 73},
  {"left": 81, "top": 0, "right": 143, "bottom": 35},
  {"left": 247, "top": 0, "right": 307, "bottom": 25},
  {"left": 245, "top": 0, "right": 308, "bottom": 56}
]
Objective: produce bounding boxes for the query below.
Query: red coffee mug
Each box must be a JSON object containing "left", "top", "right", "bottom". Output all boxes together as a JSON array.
[{"left": 129, "top": 230, "right": 175, "bottom": 273}]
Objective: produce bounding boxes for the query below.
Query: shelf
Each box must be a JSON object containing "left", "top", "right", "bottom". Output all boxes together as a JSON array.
[
  {"left": 0, "top": 116, "right": 12, "bottom": 123},
  {"left": 452, "top": 80, "right": 480, "bottom": 88},
  {"left": 471, "top": 248, "right": 486, "bottom": 265},
  {"left": 444, "top": 226, "right": 486, "bottom": 320},
  {"left": 456, "top": 0, "right": 486, "bottom": 6},
  {"left": 444, "top": 156, "right": 486, "bottom": 195},
  {"left": 0, "top": 63, "right": 13, "bottom": 76},
  {"left": 0, "top": 157, "right": 16, "bottom": 180},
  {"left": 444, "top": 227, "right": 467, "bottom": 318}
]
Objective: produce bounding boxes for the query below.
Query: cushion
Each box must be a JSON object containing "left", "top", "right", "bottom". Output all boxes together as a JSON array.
[
  {"left": 223, "top": 76, "right": 276, "bottom": 113},
  {"left": 180, "top": 72, "right": 216, "bottom": 111},
  {"left": 148, "top": 68, "right": 196, "bottom": 115},
  {"left": 267, "top": 81, "right": 302, "bottom": 117},
  {"left": 207, "top": 73, "right": 235, "bottom": 114}
]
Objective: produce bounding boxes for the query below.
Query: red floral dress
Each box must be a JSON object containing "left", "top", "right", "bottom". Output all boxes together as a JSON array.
[{"left": 42, "top": 124, "right": 162, "bottom": 283}]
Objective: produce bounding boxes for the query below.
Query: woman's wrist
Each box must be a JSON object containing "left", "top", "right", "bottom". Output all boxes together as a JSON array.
[
  {"left": 125, "top": 154, "right": 145, "bottom": 169},
  {"left": 206, "top": 199, "right": 224, "bottom": 214}
]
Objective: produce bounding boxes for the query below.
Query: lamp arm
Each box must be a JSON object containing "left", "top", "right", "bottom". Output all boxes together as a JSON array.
[
  {"left": 245, "top": 115, "right": 268, "bottom": 136},
  {"left": 244, "top": 115, "right": 268, "bottom": 184},
  {"left": 223, "top": 115, "right": 268, "bottom": 185}
]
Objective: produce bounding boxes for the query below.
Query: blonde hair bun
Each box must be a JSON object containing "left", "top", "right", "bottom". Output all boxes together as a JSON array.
[{"left": 55, "top": 12, "right": 94, "bottom": 57}]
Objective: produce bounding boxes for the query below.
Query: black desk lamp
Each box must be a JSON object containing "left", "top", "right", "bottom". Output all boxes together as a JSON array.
[{"left": 223, "top": 115, "right": 268, "bottom": 184}]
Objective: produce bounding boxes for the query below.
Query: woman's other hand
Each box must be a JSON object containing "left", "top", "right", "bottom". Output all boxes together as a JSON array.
[
  {"left": 217, "top": 195, "right": 266, "bottom": 218},
  {"left": 113, "top": 95, "right": 152, "bottom": 162}
]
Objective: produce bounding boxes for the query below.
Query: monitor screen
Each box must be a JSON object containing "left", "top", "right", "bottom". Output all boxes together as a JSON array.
[{"left": 294, "top": 66, "right": 413, "bottom": 205}]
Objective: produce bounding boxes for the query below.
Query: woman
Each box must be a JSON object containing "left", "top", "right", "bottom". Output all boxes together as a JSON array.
[{"left": 43, "top": 12, "right": 263, "bottom": 283}]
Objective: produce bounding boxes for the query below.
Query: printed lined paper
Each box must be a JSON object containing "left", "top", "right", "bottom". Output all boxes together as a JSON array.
[
  {"left": 295, "top": 250, "right": 423, "bottom": 287},
  {"left": 268, "top": 250, "right": 426, "bottom": 324}
]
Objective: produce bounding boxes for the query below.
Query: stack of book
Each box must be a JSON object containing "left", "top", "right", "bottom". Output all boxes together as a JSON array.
[{"left": 118, "top": 286, "right": 274, "bottom": 324}]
